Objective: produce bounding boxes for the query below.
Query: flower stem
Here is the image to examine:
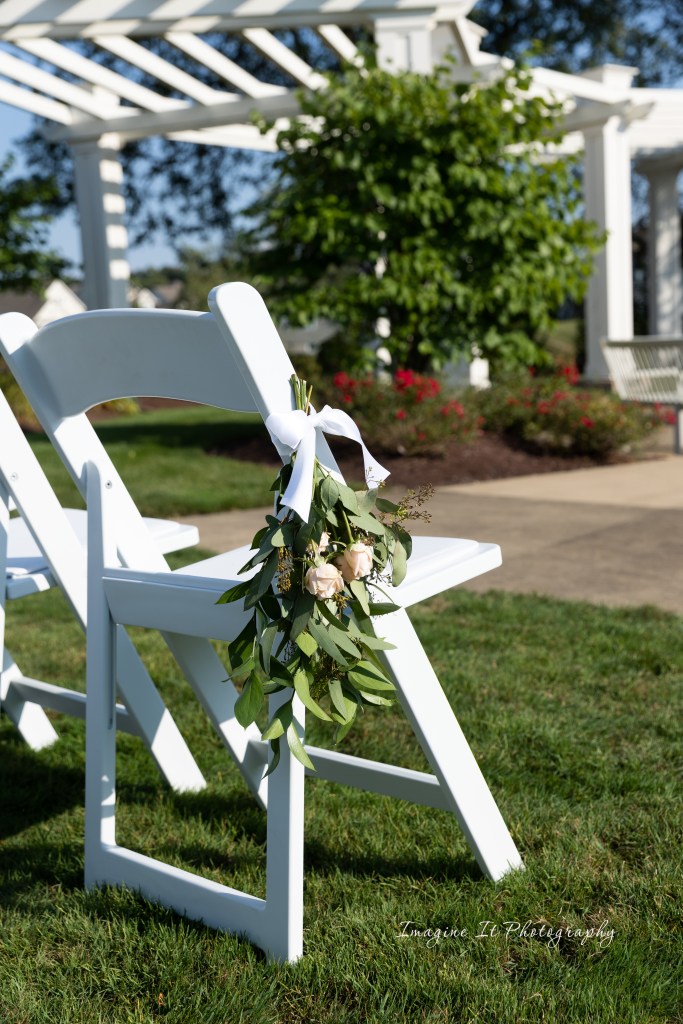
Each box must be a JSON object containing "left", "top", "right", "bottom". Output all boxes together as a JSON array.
[{"left": 341, "top": 507, "right": 355, "bottom": 545}]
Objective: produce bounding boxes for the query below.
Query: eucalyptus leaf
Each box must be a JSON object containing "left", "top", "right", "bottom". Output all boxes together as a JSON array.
[
  {"left": 293, "top": 668, "right": 332, "bottom": 721},
  {"left": 291, "top": 590, "right": 316, "bottom": 640},
  {"left": 328, "top": 678, "right": 355, "bottom": 721},
  {"left": 264, "top": 738, "right": 281, "bottom": 777},
  {"left": 320, "top": 474, "right": 339, "bottom": 510},
  {"left": 286, "top": 723, "right": 316, "bottom": 771},
  {"left": 358, "top": 689, "right": 394, "bottom": 706},
  {"left": 262, "top": 699, "right": 293, "bottom": 741},
  {"left": 307, "top": 619, "right": 349, "bottom": 667},
  {"left": 295, "top": 631, "right": 318, "bottom": 658},
  {"left": 348, "top": 579, "right": 370, "bottom": 616},
  {"left": 234, "top": 673, "right": 264, "bottom": 728},
  {"left": 357, "top": 488, "right": 378, "bottom": 513},
  {"left": 348, "top": 661, "right": 395, "bottom": 691},
  {"left": 216, "top": 579, "right": 251, "bottom": 605},
  {"left": 337, "top": 483, "right": 359, "bottom": 514},
  {"left": 259, "top": 621, "right": 279, "bottom": 675},
  {"left": 392, "top": 540, "right": 408, "bottom": 587},
  {"left": 350, "top": 512, "right": 385, "bottom": 536},
  {"left": 375, "top": 497, "right": 399, "bottom": 513}
]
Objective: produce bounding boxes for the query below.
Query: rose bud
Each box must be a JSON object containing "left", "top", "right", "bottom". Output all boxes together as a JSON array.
[
  {"left": 308, "top": 531, "right": 330, "bottom": 559},
  {"left": 304, "top": 562, "right": 345, "bottom": 599},
  {"left": 337, "top": 542, "right": 374, "bottom": 582}
]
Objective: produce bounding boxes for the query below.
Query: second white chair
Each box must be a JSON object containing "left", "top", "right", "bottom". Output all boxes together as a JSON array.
[{"left": 0, "top": 286, "right": 523, "bottom": 962}]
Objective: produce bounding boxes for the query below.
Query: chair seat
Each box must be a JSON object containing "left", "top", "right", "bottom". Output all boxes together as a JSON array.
[
  {"left": 174, "top": 536, "right": 501, "bottom": 609},
  {"left": 6, "top": 509, "right": 199, "bottom": 599}
]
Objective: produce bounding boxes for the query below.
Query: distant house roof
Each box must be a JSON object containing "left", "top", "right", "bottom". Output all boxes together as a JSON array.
[
  {"left": 0, "top": 289, "right": 44, "bottom": 319},
  {"left": 0, "top": 280, "right": 86, "bottom": 326}
]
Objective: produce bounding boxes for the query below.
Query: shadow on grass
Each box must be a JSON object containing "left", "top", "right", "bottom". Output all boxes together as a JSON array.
[
  {"left": 92, "top": 413, "right": 267, "bottom": 452},
  {"left": 304, "top": 836, "right": 482, "bottom": 884},
  {"left": 0, "top": 739, "right": 83, "bottom": 842}
]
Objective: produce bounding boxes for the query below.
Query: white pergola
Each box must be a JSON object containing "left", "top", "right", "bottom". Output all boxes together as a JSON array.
[{"left": 1, "top": 0, "right": 682, "bottom": 379}]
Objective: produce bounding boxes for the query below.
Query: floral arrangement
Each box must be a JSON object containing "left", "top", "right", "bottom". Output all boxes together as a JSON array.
[{"left": 219, "top": 375, "right": 432, "bottom": 774}]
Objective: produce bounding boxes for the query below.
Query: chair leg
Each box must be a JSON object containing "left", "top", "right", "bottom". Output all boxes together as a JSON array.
[
  {"left": 0, "top": 486, "right": 58, "bottom": 747},
  {"left": 264, "top": 691, "right": 306, "bottom": 962},
  {"left": 377, "top": 609, "right": 523, "bottom": 881},
  {"left": 0, "top": 649, "right": 59, "bottom": 749},
  {"left": 114, "top": 628, "right": 206, "bottom": 793},
  {"left": 84, "top": 574, "right": 118, "bottom": 888}
]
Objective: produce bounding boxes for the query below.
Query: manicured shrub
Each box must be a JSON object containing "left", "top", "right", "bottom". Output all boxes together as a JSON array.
[
  {"left": 477, "top": 365, "right": 657, "bottom": 457},
  {"left": 330, "top": 368, "right": 481, "bottom": 456}
]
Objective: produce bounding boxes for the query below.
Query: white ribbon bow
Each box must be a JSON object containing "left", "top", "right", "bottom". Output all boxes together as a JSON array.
[{"left": 265, "top": 405, "right": 390, "bottom": 522}]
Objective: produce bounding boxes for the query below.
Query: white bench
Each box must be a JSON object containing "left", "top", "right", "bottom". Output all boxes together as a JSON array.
[{"left": 601, "top": 336, "right": 683, "bottom": 454}]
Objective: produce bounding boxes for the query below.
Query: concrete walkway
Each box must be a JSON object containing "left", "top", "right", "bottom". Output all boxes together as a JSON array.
[{"left": 180, "top": 452, "right": 683, "bottom": 616}]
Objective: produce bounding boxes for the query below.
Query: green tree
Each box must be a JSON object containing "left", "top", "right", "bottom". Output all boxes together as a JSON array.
[
  {"left": 473, "top": 0, "right": 680, "bottom": 87},
  {"left": 243, "top": 61, "right": 603, "bottom": 370},
  {"left": 0, "top": 157, "right": 65, "bottom": 290}
]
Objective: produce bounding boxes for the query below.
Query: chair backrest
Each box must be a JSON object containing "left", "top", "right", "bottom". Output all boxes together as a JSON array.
[
  {"left": 0, "top": 383, "right": 88, "bottom": 623},
  {"left": 0, "top": 284, "right": 335, "bottom": 572}
]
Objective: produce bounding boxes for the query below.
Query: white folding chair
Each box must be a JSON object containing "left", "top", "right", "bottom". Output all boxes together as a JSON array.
[
  {"left": 0, "top": 286, "right": 522, "bottom": 962},
  {"left": 0, "top": 381, "right": 206, "bottom": 792}
]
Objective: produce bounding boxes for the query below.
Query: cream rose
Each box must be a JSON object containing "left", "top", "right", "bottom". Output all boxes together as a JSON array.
[
  {"left": 337, "top": 542, "right": 374, "bottom": 582},
  {"left": 305, "top": 562, "right": 344, "bottom": 599},
  {"left": 308, "top": 531, "right": 330, "bottom": 559}
]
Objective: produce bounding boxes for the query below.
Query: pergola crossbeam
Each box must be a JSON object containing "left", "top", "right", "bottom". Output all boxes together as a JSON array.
[
  {"left": 315, "top": 24, "right": 362, "bottom": 66},
  {"left": 168, "top": 125, "right": 278, "bottom": 150},
  {"left": 45, "top": 89, "right": 301, "bottom": 143},
  {"left": 0, "top": 45, "right": 122, "bottom": 117},
  {"left": 93, "top": 33, "right": 237, "bottom": 105},
  {"left": 164, "top": 30, "right": 286, "bottom": 98},
  {"left": 0, "top": 1, "right": 470, "bottom": 41},
  {"left": 15, "top": 37, "right": 185, "bottom": 112},
  {"left": 241, "top": 28, "right": 326, "bottom": 90},
  {"left": 0, "top": 75, "right": 72, "bottom": 122}
]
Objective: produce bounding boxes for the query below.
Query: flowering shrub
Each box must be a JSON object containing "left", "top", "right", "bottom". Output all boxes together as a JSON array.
[
  {"left": 477, "top": 366, "right": 657, "bottom": 457},
  {"left": 330, "top": 369, "right": 481, "bottom": 456}
]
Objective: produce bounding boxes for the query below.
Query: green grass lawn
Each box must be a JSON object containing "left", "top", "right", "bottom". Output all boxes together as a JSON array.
[
  {"left": 27, "top": 405, "right": 279, "bottom": 516},
  {"left": 1, "top": 566, "right": 681, "bottom": 1023}
]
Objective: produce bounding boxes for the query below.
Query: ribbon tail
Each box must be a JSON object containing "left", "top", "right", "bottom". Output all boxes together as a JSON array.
[
  {"left": 280, "top": 427, "right": 317, "bottom": 522},
  {"left": 360, "top": 445, "right": 390, "bottom": 488}
]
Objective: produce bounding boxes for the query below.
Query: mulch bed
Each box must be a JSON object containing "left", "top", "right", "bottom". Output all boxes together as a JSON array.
[
  {"left": 214, "top": 429, "right": 623, "bottom": 489},
  {"left": 123, "top": 398, "right": 650, "bottom": 489}
]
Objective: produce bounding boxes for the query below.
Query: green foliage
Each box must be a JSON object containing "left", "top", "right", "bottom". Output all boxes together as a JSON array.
[
  {"left": 474, "top": 0, "right": 680, "bottom": 87},
  {"left": 220, "top": 375, "right": 431, "bottom": 769},
  {"left": 1, "top": 584, "right": 682, "bottom": 1021},
  {"left": 245, "top": 60, "right": 604, "bottom": 371},
  {"left": 477, "top": 366, "right": 658, "bottom": 456},
  {"left": 0, "top": 157, "right": 65, "bottom": 290}
]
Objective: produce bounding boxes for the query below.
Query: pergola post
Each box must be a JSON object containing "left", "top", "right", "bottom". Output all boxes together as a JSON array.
[
  {"left": 373, "top": 13, "right": 436, "bottom": 73},
  {"left": 582, "top": 113, "right": 634, "bottom": 380},
  {"left": 639, "top": 157, "right": 683, "bottom": 336},
  {"left": 71, "top": 133, "right": 130, "bottom": 310}
]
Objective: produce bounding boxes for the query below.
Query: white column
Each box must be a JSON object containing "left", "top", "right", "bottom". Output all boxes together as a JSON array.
[
  {"left": 71, "top": 133, "right": 130, "bottom": 309},
  {"left": 374, "top": 14, "right": 435, "bottom": 73},
  {"left": 642, "top": 162, "right": 683, "bottom": 336},
  {"left": 583, "top": 114, "right": 634, "bottom": 380}
]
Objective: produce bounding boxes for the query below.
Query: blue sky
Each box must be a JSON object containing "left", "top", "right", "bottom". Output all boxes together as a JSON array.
[{"left": 2, "top": 103, "right": 178, "bottom": 274}]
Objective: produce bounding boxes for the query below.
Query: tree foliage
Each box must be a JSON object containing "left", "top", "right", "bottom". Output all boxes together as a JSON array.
[
  {"left": 0, "top": 157, "right": 65, "bottom": 290},
  {"left": 242, "top": 61, "right": 603, "bottom": 370},
  {"left": 472, "top": 0, "right": 681, "bottom": 87}
]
